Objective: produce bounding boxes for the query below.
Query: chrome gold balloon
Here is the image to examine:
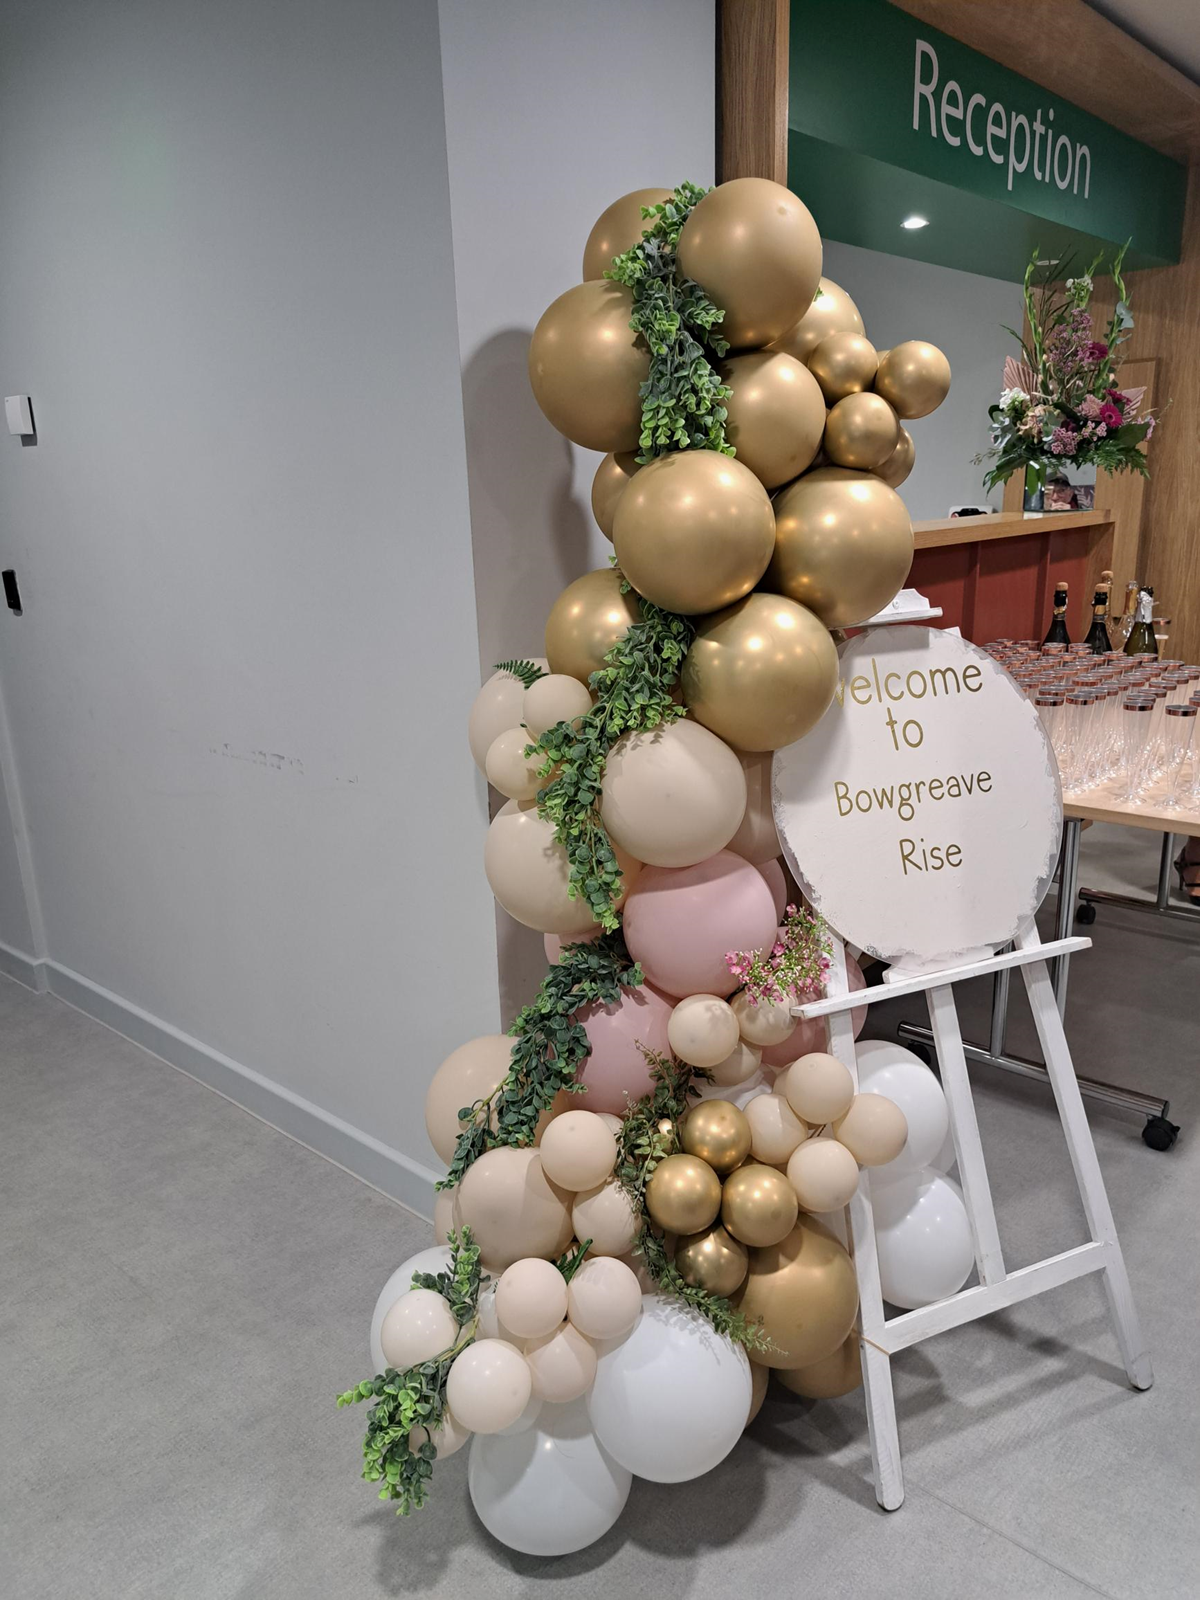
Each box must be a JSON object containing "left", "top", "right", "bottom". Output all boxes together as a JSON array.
[
  {"left": 768, "top": 467, "right": 914, "bottom": 629},
  {"left": 613, "top": 449, "right": 775, "bottom": 615},
  {"left": 875, "top": 425, "right": 915, "bottom": 489},
  {"left": 528, "top": 280, "right": 649, "bottom": 452},
  {"left": 676, "top": 177, "right": 822, "bottom": 349},
  {"left": 545, "top": 567, "right": 641, "bottom": 685},
  {"left": 591, "top": 451, "right": 641, "bottom": 541},
  {"left": 582, "top": 187, "right": 673, "bottom": 280},
  {"left": 769, "top": 276, "right": 865, "bottom": 364},
  {"left": 775, "top": 1333, "right": 863, "bottom": 1399},
  {"left": 721, "top": 350, "right": 826, "bottom": 489},
  {"left": 721, "top": 1162, "right": 799, "bottom": 1248},
  {"left": 674, "top": 1222, "right": 749, "bottom": 1297},
  {"left": 681, "top": 592, "right": 838, "bottom": 753},
  {"left": 873, "top": 340, "right": 951, "bottom": 419},
  {"left": 679, "top": 1099, "right": 752, "bottom": 1174},
  {"left": 807, "top": 332, "right": 879, "bottom": 405},
  {"left": 823, "top": 391, "right": 900, "bottom": 472},
  {"left": 644, "top": 1153, "right": 723, "bottom": 1235},
  {"left": 735, "top": 1218, "right": 859, "bottom": 1370}
]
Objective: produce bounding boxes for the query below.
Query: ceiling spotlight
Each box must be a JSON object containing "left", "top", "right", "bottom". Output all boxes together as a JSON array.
[{"left": 901, "top": 214, "right": 929, "bottom": 230}]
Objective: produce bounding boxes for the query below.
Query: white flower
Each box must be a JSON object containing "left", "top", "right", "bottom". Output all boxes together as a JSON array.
[{"left": 999, "top": 387, "right": 1028, "bottom": 411}]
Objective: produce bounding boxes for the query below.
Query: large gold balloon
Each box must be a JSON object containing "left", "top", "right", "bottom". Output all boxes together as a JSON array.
[
  {"left": 875, "top": 425, "right": 915, "bottom": 489},
  {"left": 613, "top": 449, "right": 775, "bottom": 615},
  {"left": 721, "top": 1163, "right": 799, "bottom": 1248},
  {"left": 721, "top": 350, "right": 826, "bottom": 489},
  {"left": 645, "top": 1153, "right": 723, "bottom": 1235},
  {"left": 735, "top": 1218, "right": 860, "bottom": 1370},
  {"left": 545, "top": 567, "right": 641, "bottom": 685},
  {"left": 528, "top": 280, "right": 649, "bottom": 452},
  {"left": 681, "top": 592, "right": 839, "bottom": 753},
  {"left": 824, "top": 392, "right": 900, "bottom": 472},
  {"left": 591, "top": 451, "right": 641, "bottom": 541},
  {"left": 807, "top": 332, "right": 879, "bottom": 404},
  {"left": 873, "top": 340, "right": 951, "bottom": 419},
  {"left": 776, "top": 1333, "right": 863, "bottom": 1399},
  {"left": 769, "top": 276, "right": 864, "bottom": 364},
  {"left": 674, "top": 1222, "right": 749, "bottom": 1297},
  {"left": 768, "top": 468, "right": 914, "bottom": 629},
  {"left": 582, "top": 187, "right": 673, "bottom": 280},
  {"left": 679, "top": 1099, "right": 752, "bottom": 1174},
  {"left": 676, "top": 177, "right": 822, "bottom": 350}
]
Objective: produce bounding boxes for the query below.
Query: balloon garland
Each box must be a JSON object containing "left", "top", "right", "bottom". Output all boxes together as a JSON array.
[{"left": 341, "top": 178, "right": 962, "bottom": 1552}]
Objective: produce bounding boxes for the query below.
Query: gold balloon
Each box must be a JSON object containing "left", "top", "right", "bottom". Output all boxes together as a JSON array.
[
  {"left": 582, "top": 187, "right": 674, "bottom": 281},
  {"left": 873, "top": 340, "right": 951, "bottom": 419},
  {"left": 721, "top": 1162, "right": 799, "bottom": 1248},
  {"left": 679, "top": 1100, "right": 752, "bottom": 1174},
  {"left": 747, "top": 1359, "right": 770, "bottom": 1425},
  {"left": 776, "top": 1333, "right": 863, "bottom": 1399},
  {"left": 768, "top": 467, "right": 914, "bottom": 629},
  {"left": 769, "top": 276, "right": 865, "bottom": 364},
  {"left": 807, "top": 332, "right": 879, "bottom": 404},
  {"left": 591, "top": 451, "right": 641, "bottom": 541},
  {"left": 875, "top": 425, "right": 915, "bottom": 489},
  {"left": 676, "top": 177, "right": 822, "bottom": 350},
  {"left": 823, "top": 392, "right": 900, "bottom": 472},
  {"left": 528, "top": 280, "right": 649, "bottom": 452},
  {"left": 681, "top": 592, "right": 839, "bottom": 753},
  {"left": 674, "top": 1222, "right": 749, "bottom": 1297},
  {"left": 735, "top": 1218, "right": 860, "bottom": 1370},
  {"left": 613, "top": 449, "right": 775, "bottom": 615},
  {"left": 545, "top": 567, "right": 641, "bottom": 685},
  {"left": 645, "top": 1153, "right": 723, "bottom": 1235},
  {"left": 721, "top": 350, "right": 826, "bottom": 489}
]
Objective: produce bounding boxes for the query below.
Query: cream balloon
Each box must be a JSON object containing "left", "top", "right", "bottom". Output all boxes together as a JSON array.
[
  {"left": 522, "top": 674, "right": 593, "bottom": 740},
  {"left": 409, "top": 1407, "right": 472, "bottom": 1459},
  {"left": 783, "top": 1053, "right": 856, "bottom": 1126},
  {"left": 566, "top": 1256, "right": 644, "bottom": 1340},
  {"left": 833, "top": 1093, "right": 909, "bottom": 1167},
  {"left": 455, "top": 1148, "right": 574, "bottom": 1270},
  {"left": 572, "top": 1178, "right": 639, "bottom": 1257},
  {"left": 600, "top": 719, "right": 747, "bottom": 869},
  {"left": 769, "top": 276, "right": 865, "bottom": 364},
  {"left": 379, "top": 1288, "right": 459, "bottom": 1371},
  {"left": 744, "top": 1092, "right": 808, "bottom": 1165},
  {"left": 726, "top": 749, "right": 780, "bottom": 864},
  {"left": 591, "top": 451, "right": 641, "bottom": 541},
  {"left": 667, "top": 994, "right": 742, "bottom": 1070},
  {"left": 433, "top": 1186, "right": 455, "bottom": 1246},
  {"left": 525, "top": 1323, "right": 598, "bottom": 1403},
  {"left": 446, "top": 1339, "right": 532, "bottom": 1435},
  {"left": 485, "top": 798, "right": 641, "bottom": 935},
  {"left": 787, "top": 1138, "right": 861, "bottom": 1212},
  {"left": 468, "top": 662, "right": 549, "bottom": 772},
  {"left": 537, "top": 1110, "right": 619, "bottom": 1192},
  {"left": 731, "top": 989, "right": 797, "bottom": 1048},
  {"left": 424, "top": 1035, "right": 513, "bottom": 1166},
  {"left": 709, "top": 1038, "right": 763, "bottom": 1087},
  {"left": 495, "top": 1258, "right": 570, "bottom": 1341},
  {"left": 485, "top": 728, "right": 546, "bottom": 803}
]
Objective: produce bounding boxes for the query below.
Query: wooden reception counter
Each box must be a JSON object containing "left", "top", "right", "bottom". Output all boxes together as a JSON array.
[{"left": 908, "top": 509, "right": 1116, "bottom": 644}]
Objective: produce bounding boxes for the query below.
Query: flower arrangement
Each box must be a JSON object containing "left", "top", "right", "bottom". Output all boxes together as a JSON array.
[
  {"left": 726, "top": 902, "right": 831, "bottom": 1006},
  {"left": 976, "top": 244, "right": 1159, "bottom": 493}
]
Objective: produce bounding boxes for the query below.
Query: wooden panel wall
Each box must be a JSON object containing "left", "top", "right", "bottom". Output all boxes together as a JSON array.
[{"left": 718, "top": 0, "right": 789, "bottom": 183}]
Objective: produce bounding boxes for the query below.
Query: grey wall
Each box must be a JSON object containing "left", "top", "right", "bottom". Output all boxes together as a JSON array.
[{"left": 0, "top": 0, "right": 497, "bottom": 1205}]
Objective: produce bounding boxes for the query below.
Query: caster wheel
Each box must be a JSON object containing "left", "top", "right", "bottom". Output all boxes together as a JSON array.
[
  {"left": 1142, "top": 1115, "right": 1180, "bottom": 1152},
  {"left": 1076, "top": 902, "right": 1097, "bottom": 925}
]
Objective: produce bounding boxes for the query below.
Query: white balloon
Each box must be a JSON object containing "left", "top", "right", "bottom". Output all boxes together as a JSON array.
[
  {"left": 873, "top": 1170, "right": 974, "bottom": 1310},
  {"left": 369, "top": 1246, "right": 452, "bottom": 1373},
  {"left": 853, "top": 1039, "right": 949, "bottom": 1175},
  {"left": 468, "top": 1397, "right": 631, "bottom": 1556},
  {"left": 587, "top": 1294, "right": 751, "bottom": 1483},
  {"left": 498, "top": 1390, "right": 544, "bottom": 1437},
  {"left": 929, "top": 1122, "right": 957, "bottom": 1175}
]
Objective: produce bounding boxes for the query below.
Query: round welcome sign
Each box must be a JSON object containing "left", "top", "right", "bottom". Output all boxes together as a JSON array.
[{"left": 773, "top": 626, "right": 1061, "bottom": 971}]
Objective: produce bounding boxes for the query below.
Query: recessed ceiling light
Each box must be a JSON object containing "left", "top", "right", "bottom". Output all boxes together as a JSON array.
[{"left": 901, "top": 214, "right": 929, "bottom": 230}]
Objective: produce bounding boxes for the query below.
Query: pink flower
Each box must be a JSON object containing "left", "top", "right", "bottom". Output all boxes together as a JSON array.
[
  {"left": 1049, "top": 425, "right": 1079, "bottom": 456},
  {"left": 1079, "top": 394, "right": 1103, "bottom": 420},
  {"left": 1083, "top": 341, "right": 1109, "bottom": 363},
  {"left": 1098, "top": 402, "right": 1123, "bottom": 430}
]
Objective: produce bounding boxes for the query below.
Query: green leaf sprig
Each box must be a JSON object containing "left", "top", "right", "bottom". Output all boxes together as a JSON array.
[
  {"left": 336, "top": 1228, "right": 484, "bottom": 1517},
  {"left": 492, "top": 658, "right": 547, "bottom": 690}
]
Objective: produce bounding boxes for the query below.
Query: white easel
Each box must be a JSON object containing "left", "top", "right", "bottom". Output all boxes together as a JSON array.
[{"left": 793, "top": 926, "right": 1153, "bottom": 1512}]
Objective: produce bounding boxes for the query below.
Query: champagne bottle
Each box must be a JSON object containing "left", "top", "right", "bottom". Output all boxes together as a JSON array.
[
  {"left": 1043, "top": 581, "right": 1071, "bottom": 646},
  {"left": 1084, "top": 575, "right": 1112, "bottom": 654},
  {"left": 1115, "top": 580, "right": 1139, "bottom": 645},
  {"left": 1123, "top": 585, "right": 1158, "bottom": 657}
]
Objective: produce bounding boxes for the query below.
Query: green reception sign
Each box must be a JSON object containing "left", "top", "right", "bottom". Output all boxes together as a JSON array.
[{"left": 788, "top": 0, "right": 1185, "bottom": 279}]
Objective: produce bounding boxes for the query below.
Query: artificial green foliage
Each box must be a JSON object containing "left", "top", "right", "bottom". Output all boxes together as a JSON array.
[
  {"left": 532, "top": 594, "right": 695, "bottom": 929},
  {"left": 606, "top": 181, "right": 734, "bottom": 462},
  {"left": 438, "top": 930, "right": 643, "bottom": 1190},
  {"left": 336, "top": 1229, "right": 484, "bottom": 1517},
  {"left": 555, "top": 1237, "right": 594, "bottom": 1284},
  {"left": 492, "top": 658, "right": 547, "bottom": 690},
  {"left": 616, "top": 1050, "right": 772, "bottom": 1355}
]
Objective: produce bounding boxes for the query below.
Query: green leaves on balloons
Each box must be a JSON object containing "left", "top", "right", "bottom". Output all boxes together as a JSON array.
[{"left": 491, "top": 658, "right": 547, "bottom": 690}]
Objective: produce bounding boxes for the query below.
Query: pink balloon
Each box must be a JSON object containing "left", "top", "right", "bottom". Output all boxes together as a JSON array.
[
  {"left": 759, "top": 951, "right": 869, "bottom": 1068},
  {"left": 574, "top": 983, "right": 673, "bottom": 1114},
  {"left": 756, "top": 858, "right": 788, "bottom": 921},
  {"left": 544, "top": 929, "right": 600, "bottom": 966},
  {"left": 622, "top": 850, "right": 779, "bottom": 999}
]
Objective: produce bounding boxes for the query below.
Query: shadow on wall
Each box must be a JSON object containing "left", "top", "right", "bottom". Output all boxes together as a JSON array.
[{"left": 459, "top": 327, "right": 594, "bottom": 1022}]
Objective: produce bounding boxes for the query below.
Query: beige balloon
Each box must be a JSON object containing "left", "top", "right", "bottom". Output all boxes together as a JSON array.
[
  {"left": 709, "top": 1038, "right": 763, "bottom": 1087},
  {"left": 455, "top": 1147, "right": 574, "bottom": 1270},
  {"left": 433, "top": 1186, "right": 456, "bottom": 1246},
  {"left": 807, "top": 332, "right": 878, "bottom": 404},
  {"left": 734, "top": 1218, "right": 859, "bottom": 1370},
  {"left": 726, "top": 749, "right": 779, "bottom": 865},
  {"left": 446, "top": 1339, "right": 532, "bottom": 1434},
  {"left": 591, "top": 451, "right": 641, "bottom": 541},
  {"left": 776, "top": 1334, "right": 863, "bottom": 1399},
  {"left": 600, "top": 719, "right": 747, "bottom": 868},
  {"left": 522, "top": 673, "right": 593, "bottom": 740},
  {"left": 731, "top": 989, "right": 796, "bottom": 1048},
  {"left": 874, "top": 340, "right": 951, "bottom": 419},
  {"left": 783, "top": 1053, "right": 855, "bottom": 1126},
  {"left": 787, "top": 1137, "right": 861, "bottom": 1213},
  {"left": 525, "top": 1322, "right": 598, "bottom": 1403},
  {"left": 424, "top": 1035, "right": 513, "bottom": 1166},
  {"left": 380, "top": 1288, "right": 459, "bottom": 1370},
  {"left": 537, "top": 1109, "right": 618, "bottom": 1192},
  {"left": 745, "top": 1093, "right": 809, "bottom": 1165},
  {"left": 528, "top": 280, "right": 648, "bottom": 453},
  {"left": 545, "top": 567, "right": 642, "bottom": 686},
  {"left": 485, "top": 728, "right": 546, "bottom": 803},
  {"left": 566, "top": 1255, "right": 643, "bottom": 1340},
  {"left": 721, "top": 350, "right": 826, "bottom": 489},
  {"left": 721, "top": 1162, "right": 800, "bottom": 1248},
  {"left": 595, "top": 1112, "right": 625, "bottom": 1137},
  {"left": 409, "top": 1407, "right": 472, "bottom": 1459},
  {"left": 572, "top": 1177, "right": 639, "bottom": 1257},
  {"left": 485, "top": 798, "right": 642, "bottom": 935},
  {"left": 495, "top": 1257, "right": 570, "bottom": 1341},
  {"left": 747, "top": 1359, "right": 771, "bottom": 1424},
  {"left": 769, "top": 276, "right": 865, "bottom": 364},
  {"left": 824, "top": 392, "right": 900, "bottom": 472},
  {"left": 833, "top": 1093, "right": 909, "bottom": 1166},
  {"left": 582, "top": 187, "right": 673, "bottom": 281},
  {"left": 468, "top": 662, "right": 548, "bottom": 772},
  {"left": 875, "top": 426, "right": 916, "bottom": 489},
  {"left": 667, "top": 993, "right": 742, "bottom": 1070}
]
